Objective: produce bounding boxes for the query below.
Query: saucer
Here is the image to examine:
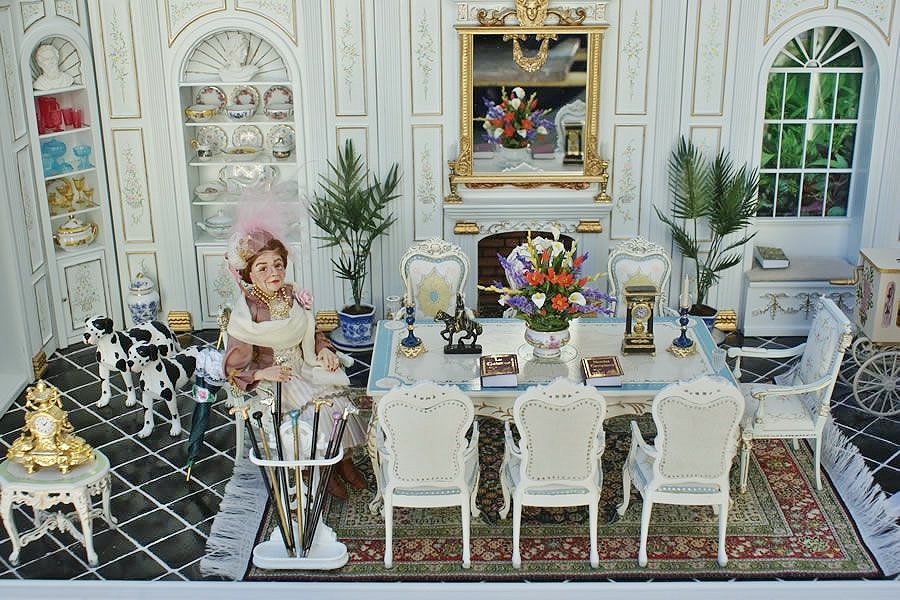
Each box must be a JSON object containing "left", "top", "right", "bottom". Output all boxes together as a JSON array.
[{"left": 329, "top": 329, "right": 374, "bottom": 352}]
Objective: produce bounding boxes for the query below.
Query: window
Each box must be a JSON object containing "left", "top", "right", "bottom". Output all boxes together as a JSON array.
[{"left": 758, "top": 27, "right": 862, "bottom": 218}]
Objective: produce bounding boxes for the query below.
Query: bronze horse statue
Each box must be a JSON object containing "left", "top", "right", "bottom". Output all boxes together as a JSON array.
[{"left": 434, "top": 293, "right": 482, "bottom": 354}]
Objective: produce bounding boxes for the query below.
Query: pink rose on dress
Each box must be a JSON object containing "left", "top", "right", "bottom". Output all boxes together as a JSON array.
[{"left": 294, "top": 288, "right": 314, "bottom": 310}]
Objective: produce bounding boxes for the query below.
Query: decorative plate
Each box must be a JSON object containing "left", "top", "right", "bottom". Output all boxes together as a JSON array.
[
  {"left": 265, "top": 124, "right": 295, "bottom": 150},
  {"left": 195, "top": 85, "right": 226, "bottom": 109},
  {"left": 231, "top": 85, "right": 260, "bottom": 107},
  {"left": 232, "top": 124, "right": 263, "bottom": 149},
  {"left": 263, "top": 84, "right": 293, "bottom": 107},
  {"left": 196, "top": 125, "right": 228, "bottom": 153}
]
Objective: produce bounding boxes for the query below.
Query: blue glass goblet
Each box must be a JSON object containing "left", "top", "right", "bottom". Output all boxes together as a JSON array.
[{"left": 73, "top": 144, "right": 93, "bottom": 170}]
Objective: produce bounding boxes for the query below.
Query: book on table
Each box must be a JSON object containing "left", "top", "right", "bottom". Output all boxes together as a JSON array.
[
  {"left": 754, "top": 245, "right": 790, "bottom": 269},
  {"left": 581, "top": 355, "right": 624, "bottom": 387},
  {"left": 480, "top": 353, "right": 519, "bottom": 387}
]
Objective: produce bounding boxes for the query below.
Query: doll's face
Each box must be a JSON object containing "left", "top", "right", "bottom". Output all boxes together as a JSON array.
[{"left": 248, "top": 250, "right": 286, "bottom": 294}]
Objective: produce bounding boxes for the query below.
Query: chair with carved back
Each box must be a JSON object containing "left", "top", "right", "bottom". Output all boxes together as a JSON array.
[
  {"left": 399, "top": 238, "right": 470, "bottom": 320},
  {"left": 727, "top": 297, "right": 853, "bottom": 492},
  {"left": 607, "top": 236, "right": 675, "bottom": 318},
  {"left": 374, "top": 381, "right": 481, "bottom": 568},
  {"left": 617, "top": 375, "right": 744, "bottom": 567},
  {"left": 499, "top": 377, "right": 607, "bottom": 569}
]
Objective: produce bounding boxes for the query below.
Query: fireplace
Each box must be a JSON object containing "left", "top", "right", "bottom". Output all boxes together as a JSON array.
[{"left": 443, "top": 186, "right": 613, "bottom": 314}]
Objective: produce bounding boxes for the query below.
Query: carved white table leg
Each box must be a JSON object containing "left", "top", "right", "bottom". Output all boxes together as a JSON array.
[{"left": 0, "top": 451, "right": 114, "bottom": 567}]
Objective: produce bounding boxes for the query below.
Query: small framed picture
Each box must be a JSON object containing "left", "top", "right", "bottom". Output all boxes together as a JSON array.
[{"left": 563, "top": 122, "right": 584, "bottom": 165}]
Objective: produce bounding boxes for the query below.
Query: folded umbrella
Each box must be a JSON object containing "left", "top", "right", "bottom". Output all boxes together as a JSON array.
[{"left": 185, "top": 347, "right": 226, "bottom": 480}]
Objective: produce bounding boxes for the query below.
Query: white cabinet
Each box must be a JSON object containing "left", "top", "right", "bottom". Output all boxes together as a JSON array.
[
  {"left": 22, "top": 33, "right": 120, "bottom": 346},
  {"left": 175, "top": 30, "right": 305, "bottom": 328}
]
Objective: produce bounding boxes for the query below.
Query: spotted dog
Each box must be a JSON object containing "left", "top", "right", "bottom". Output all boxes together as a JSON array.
[
  {"left": 83, "top": 315, "right": 180, "bottom": 408},
  {"left": 127, "top": 344, "right": 201, "bottom": 438}
]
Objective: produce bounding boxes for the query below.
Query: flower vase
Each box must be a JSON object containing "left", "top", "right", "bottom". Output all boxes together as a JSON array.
[
  {"left": 524, "top": 325, "right": 571, "bottom": 360},
  {"left": 495, "top": 145, "right": 531, "bottom": 168}
]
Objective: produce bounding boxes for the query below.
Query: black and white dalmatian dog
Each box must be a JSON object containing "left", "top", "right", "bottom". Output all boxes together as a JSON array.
[
  {"left": 83, "top": 315, "right": 180, "bottom": 408},
  {"left": 127, "top": 344, "right": 202, "bottom": 438}
]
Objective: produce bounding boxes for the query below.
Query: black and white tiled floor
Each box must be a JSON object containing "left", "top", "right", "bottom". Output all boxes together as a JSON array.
[{"left": 0, "top": 330, "right": 896, "bottom": 581}]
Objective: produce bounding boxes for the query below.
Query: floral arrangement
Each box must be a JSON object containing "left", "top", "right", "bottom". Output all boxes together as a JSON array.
[
  {"left": 479, "top": 229, "right": 616, "bottom": 332},
  {"left": 479, "top": 86, "right": 554, "bottom": 149}
]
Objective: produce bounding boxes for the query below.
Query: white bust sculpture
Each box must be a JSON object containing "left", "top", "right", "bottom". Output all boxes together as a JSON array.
[
  {"left": 33, "top": 44, "right": 74, "bottom": 91},
  {"left": 218, "top": 33, "right": 259, "bottom": 81}
]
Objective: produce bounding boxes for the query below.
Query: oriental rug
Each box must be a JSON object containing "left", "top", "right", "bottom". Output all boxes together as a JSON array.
[{"left": 239, "top": 414, "right": 889, "bottom": 582}]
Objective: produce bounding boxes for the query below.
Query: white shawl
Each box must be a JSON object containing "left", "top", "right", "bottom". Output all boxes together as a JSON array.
[{"left": 226, "top": 293, "right": 317, "bottom": 368}]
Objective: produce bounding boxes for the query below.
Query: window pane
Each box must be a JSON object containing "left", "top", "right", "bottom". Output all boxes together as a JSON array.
[
  {"left": 835, "top": 73, "right": 861, "bottom": 118},
  {"left": 757, "top": 173, "right": 776, "bottom": 217},
  {"left": 804, "top": 123, "right": 832, "bottom": 167},
  {"left": 826, "top": 173, "right": 850, "bottom": 216},
  {"left": 812, "top": 73, "right": 835, "bottom": 118},
  {"left": 761, "top": 123, "right": 779, "bottom": 168},
  {"left": 779, "top": 124, "right": 804, "bottom": 168},
  {"left": 776, "top": 173, "right": 801, "bottom": 216},
  {"left": 783, "top": 73, "right": 810, "bottom": 118},
  {"left": 831, "top": 123, "right": 856, "bottom": 168},
  {"left": 801, "top": 173, "right": 826, "bottom": 216},
  {"left": 765, "top": 73, "right": 784, "bottom": 118}
]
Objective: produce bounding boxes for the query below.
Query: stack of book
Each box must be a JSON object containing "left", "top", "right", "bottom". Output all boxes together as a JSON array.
[
  {"left": 480, "top": 353, "right": 519, "bottom": 387},
  {"left": 581, "top": 355, "right": 624, "bottom": 387},
  {"left": 754, "top": 245, "right": 790, "bottom": 269}
]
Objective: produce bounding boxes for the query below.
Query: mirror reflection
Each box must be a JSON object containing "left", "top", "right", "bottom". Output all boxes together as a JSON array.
[{"left": 471, "top": 34, "right": 587, "bottom": 173}]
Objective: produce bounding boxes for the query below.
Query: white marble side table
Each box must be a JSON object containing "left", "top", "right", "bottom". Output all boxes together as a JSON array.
[{"left": 0, "top": 450, "right": 116, "bottom": 566}]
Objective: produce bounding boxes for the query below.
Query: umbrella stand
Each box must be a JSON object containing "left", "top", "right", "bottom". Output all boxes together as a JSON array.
[{"left": 252, "top": 410, "right": 296, "bottom": 557}]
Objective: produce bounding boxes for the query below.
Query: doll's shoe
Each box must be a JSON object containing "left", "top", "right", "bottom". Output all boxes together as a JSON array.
[
  {"left": 325, "top": 475, "right": 348, "bottom": 500},
  {"left": 338, "top": 457, "right": 368, "bottom": 489}
]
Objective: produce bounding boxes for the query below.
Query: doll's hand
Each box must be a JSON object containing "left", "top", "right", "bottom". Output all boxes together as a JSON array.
[
  {"left": 256, "top": 365, "right": 292, "bottom": 383},
  {"left": 317, "top": 347, "right": 340, "bottom": 372}
]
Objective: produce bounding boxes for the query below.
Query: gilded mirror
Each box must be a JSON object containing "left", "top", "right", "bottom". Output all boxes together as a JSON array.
[{"left": 451, "top": 2, "right": 608, "bottom": 190}]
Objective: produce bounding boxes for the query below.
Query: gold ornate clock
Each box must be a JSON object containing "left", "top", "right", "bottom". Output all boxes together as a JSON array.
[
  {"left": 7, "top": 380, "right": 94, "bottom": 473},
  {"left": 622, "top": 285, "right": 658, "bottom": 355}
]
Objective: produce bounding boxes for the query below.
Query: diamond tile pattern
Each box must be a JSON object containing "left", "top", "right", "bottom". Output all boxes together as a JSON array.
[{"left": 0, "top": 330, "right": 895, "bottom": 581}]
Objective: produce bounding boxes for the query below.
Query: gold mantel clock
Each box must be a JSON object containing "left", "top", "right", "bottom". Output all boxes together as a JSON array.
[
  {"left": 622, "top": 285, "right": 659, "bottom": 355},
  {"left": 7, "top": 380, "right": 94, "bottom": 473}
]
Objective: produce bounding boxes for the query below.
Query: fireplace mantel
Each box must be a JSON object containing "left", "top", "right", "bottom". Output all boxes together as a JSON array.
[{"left": 444, "top": 186, "right": 613, "bottom": 304}]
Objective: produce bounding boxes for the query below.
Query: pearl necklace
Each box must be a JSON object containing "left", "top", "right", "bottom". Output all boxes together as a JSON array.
[{"left": 249, "top": 285, "right": 291, "bottom": 320}]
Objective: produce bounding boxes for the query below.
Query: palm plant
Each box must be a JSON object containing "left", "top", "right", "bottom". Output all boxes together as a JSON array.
[
  {"left": 655, "top": 136, "right": 759, "bottom": 309},
  {"left": 309, "top": 139, "right": 400, "bottom": 312}
]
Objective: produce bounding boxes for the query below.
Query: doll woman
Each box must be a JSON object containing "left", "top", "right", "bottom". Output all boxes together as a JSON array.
[{"left": 223, "top": 227, "right": 367, "bottom": 499}]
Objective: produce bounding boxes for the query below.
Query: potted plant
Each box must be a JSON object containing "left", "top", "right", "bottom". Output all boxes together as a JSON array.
[
  {"left": 309, "top": 139, "right": 401, "bottom": 343},
  {"left": 654, "top": 136, "right": 759, "bottom": 317}
]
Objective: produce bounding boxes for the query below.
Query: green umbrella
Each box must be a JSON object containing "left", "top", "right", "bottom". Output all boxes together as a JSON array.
[{"left": 185, "top": 347, "right": 226, "bottom": 481}]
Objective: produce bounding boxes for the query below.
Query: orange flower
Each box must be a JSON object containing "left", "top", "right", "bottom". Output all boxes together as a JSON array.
[
  {"left": 551, "top": 294, "right": 569, "bottom": 311},
  {"left": 524, "top": 270, "right": 545, "bottom": 286}
]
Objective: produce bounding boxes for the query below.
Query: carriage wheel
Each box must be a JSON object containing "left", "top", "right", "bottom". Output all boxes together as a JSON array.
[{"left": 852, "top": 350, "right": 900, "bottom": 416}]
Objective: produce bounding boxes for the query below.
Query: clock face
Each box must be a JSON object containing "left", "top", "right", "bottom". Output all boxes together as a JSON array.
[
  {"left": 633, "top": 303, "right": 652, "bottom": 321},
  {"left": 31, "top": 413, "right": 57, "bottom": 437}
]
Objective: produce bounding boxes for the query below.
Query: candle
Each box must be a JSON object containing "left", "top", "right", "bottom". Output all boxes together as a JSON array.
[{"left": 680, "top": 273, "right": 691, "bottom": 308}]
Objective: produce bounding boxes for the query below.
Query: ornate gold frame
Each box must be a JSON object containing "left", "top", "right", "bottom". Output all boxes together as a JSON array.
[{"left": 451, "top": 1, "right": 608, "bottom": 188}]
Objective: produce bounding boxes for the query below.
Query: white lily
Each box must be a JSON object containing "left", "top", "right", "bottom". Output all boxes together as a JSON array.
[
  {"left": 512, "top": 86, "right": 526, "bottom": 98},
  {"left": 517, "top": 128, "right": 528, "bottom": 138},
  {"left": 509, "top": 97, "right": 521, "bottom": 110},
  {"left": 568, "top": 292, "right": 587, "bottom": 306},
  {"left": 531, "top": 292, "right": 546, "bottom": 309}
]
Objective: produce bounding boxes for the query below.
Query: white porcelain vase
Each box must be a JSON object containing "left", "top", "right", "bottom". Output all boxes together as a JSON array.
[
  {"left": 127, "top": 272, "right": 160, "bottom": 324},
  {"left": 495, "top": 144, "right": 531, "bottom": 168},
  {"left": 524, "top": 325, "right": 571, "bottom": 360}
]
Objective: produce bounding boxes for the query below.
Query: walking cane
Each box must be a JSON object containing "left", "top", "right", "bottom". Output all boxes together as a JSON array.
[
  {"left": 304, "top": 398, "right": 332, "bottom": 533},
  {"left": 230, "top": 405, "right": 293, "bottom": 554},
  {"left": 304, "top": 406, "right": 359, "bottom": 553},
  {"left": 272, "top": 383, "right": 293, "bottom": 552},
  {"left": 288, "top": 409, "right": 304, "bottom": 557},
  {"left": 252, "top": 410, "right": 296, "bottom": 557},
  {"left": 304, "top": 410, "right": 342, "bottom": 554}
]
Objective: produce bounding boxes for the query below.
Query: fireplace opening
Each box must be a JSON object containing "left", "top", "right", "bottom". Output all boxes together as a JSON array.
[{"left": 476, "top": 231, "right": 575, "bottom": 317}]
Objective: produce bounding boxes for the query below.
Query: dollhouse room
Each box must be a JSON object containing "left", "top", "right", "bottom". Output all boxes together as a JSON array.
[{"left": 0, "top": 1, "right": 898, "bottom": 598}]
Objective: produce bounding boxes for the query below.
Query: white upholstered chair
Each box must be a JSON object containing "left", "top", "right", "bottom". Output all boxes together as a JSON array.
[
  {"left": 728, "top": 297, "right": 853, "bottom": 492},
  {"left": 499, "top": 378, "right": 607, "bottom": 569},
  {"left": 399, "top": 238, "right": 469, "bottom": 319},
  {"left": 374, "top": 381, "right": 481, "bottom": 568},
  {"left": 617, "top": 375, "right": 744, "bottom": 567},
  {"left": 606, "top": 236, "right": 675, "bottom": 317}
]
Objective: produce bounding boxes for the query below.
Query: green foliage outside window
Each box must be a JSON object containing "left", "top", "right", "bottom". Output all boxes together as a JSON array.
[{"left": 757, "top": 27, "right": 862, "bottom": 219}]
